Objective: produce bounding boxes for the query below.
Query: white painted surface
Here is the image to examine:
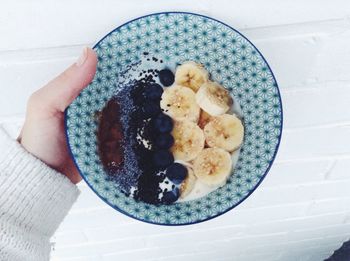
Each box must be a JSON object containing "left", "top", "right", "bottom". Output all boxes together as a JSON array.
[{"left": 1, "top": 1, "right": 350, "bottom": 260}]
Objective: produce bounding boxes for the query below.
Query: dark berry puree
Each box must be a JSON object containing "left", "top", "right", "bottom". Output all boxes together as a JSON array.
[{"left": 97, "top": 99, "right": 124, "bottom": 173}]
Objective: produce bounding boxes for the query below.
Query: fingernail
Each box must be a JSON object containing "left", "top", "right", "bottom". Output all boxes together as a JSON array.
[{"left": 76, "top": 47, "right": 88, "bottom": 66}]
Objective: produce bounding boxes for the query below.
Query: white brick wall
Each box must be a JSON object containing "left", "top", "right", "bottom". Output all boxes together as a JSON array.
[{"left": 2, "top": 1, "right": 350, "bottom": 260}]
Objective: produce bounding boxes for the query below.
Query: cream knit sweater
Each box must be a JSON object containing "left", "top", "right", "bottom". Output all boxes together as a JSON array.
[{"left": 0, "top": 126, "right": 80, "bottom": 261}]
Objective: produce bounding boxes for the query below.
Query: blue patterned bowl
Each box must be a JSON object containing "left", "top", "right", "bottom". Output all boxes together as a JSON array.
[{"left": 65, "top": 12, "right": 282, "bottom": 225}]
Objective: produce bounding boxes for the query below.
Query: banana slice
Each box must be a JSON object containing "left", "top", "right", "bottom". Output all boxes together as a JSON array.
[
  {"left": 160, "top": 85, "right": 200, "bottom": 122},
  {"left": 195, "top": 81, "right": 233, "bottom": 116},
  {"left": 198, "top": 110, "right": 214, "bottom": 129},
  {"left": 171, "top": 120, "right": 205, "bottom": 162},
  {"left": 179, "top": 167, "right": 196, "bottom": 198},
  {"left": 175, "top": 61, "right": 209, "bottom": 92},
  {"left": 193, "top": 148, "right": 232, "bottom": 187},
  {"left": 204, "top": 114, "right": 244, "bottom": 152}
]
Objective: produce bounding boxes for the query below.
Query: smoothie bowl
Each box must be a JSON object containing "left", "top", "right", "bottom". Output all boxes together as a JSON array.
[{"left": 65, "top": 12, "right": 282, "bottom": 225}]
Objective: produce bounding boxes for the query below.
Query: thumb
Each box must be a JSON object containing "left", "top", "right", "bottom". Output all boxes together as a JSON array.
[{"left": 28, "top": 47, "right": 97, "bottom": 116}]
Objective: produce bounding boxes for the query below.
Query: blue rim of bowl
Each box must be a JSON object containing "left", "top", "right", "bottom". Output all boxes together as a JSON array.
[{"left": 65, "top": 11, "right": 283, "bottom": 226}]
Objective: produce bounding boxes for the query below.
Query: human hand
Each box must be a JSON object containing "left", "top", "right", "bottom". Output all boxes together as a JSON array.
[{"left": 18, "top": 47, "right": 97, "bottom": 184}]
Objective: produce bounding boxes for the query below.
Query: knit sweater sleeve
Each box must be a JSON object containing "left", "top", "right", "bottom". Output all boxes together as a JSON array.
[{"left": 0, "top": 126, "right": 80, "bottom": 261}]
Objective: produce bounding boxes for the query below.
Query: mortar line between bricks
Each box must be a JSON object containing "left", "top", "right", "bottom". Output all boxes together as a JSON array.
[
  {"left": 283, "top": 122, "right": 350, "bottom": 132},
  {"left": 283, "top": 79, "right": 350, "bottom": 89},
  {"left": 290, "top": 224, "right": 350, "bottom": 236},
  {"left": 82, "top": 223, "right": 246, "bottom": 241},
  {"left": 264, "top": 179, "right": 350, "bottom": 191},
  {"left": 282, "top": 81, "right": 350, "bottom": 93},
  {"left": 273, "top": 157, "right": 333, "bottom": 165},
  {"left": 0, "top": 43, "right": 95, "bottom": 55},
  {"left": 249, "top": 234, "right": 350, "bottom": 250},
  {"left": 56, "top": 231, "right": 288, "bottom": 256},
  {"left": 260, "top": 178, "right": 350, "bottom": 190},
  {"left": 240, "top": 16, "right": 350, "bottom": 31},
  {"left": 125, "top": 250, "right": 216, "bottom": 261},
  {"left": 270, "top": 208, "right": 348, "bottom": 224},
  {"left": 275, "top": 154, "right": 350, "bottom": 163},
  {"left": 56, "top": 227, "right": 278, "bottom": 249},
  {"left": 253, "top": 216, "right": 350, "bottom": 235},
  {"left": 244, "top": 197, "right": 350, "bottom": 210},
  {"left": 146, "top": 249, "right": 283, "bottom": 261},
  {"left": 52, "top": 255, "right": 102, "bottom": 261}
]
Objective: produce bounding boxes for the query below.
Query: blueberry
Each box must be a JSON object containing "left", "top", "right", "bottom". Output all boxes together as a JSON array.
[
  {"left": 162, "top": 187, "right": 180, "bottom": 204},
  {"left": 158, "top": 69, "right": 175, "bottom": 87},
  {"left": 152, "top": 113, "right": 173, "bottom": 133},
  {"left": 153, "top": 150, "right": 174, "bottom": 168},
  {"left": 135, "top": 147, "right": 155, "bottom": 170},
  {"left": 130, "top": 84, "right": 146, "bottom": 106},
  {"left": 166, "top": 163, "right": 188, "bottom": 184},
  {"left": 144, "top": 83, "right": 163, "bottom": 100},
  {"left": 142, "top": 102, "right": 161, "bottom": 118},
  {"left": 155, "top": 133, "right": 174, "bottom": 149}
]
